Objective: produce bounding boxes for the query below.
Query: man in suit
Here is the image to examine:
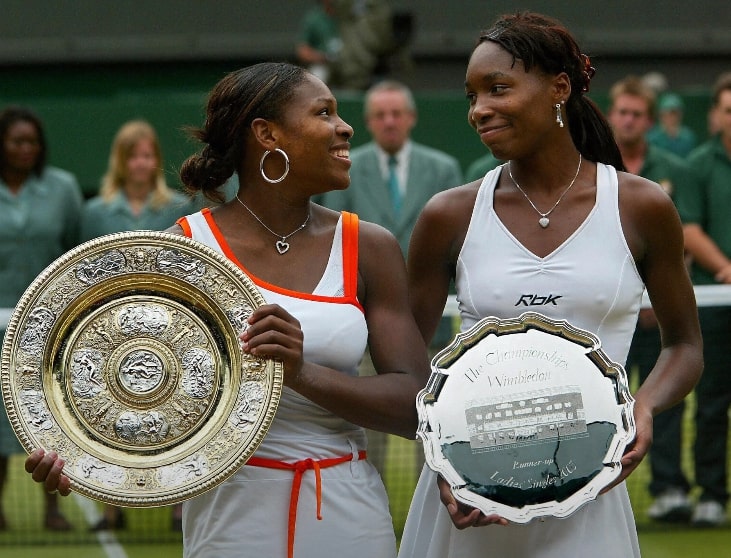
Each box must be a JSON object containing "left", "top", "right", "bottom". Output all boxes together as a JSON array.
[
  {"left": 320, "top": 79, "right": 462, "bottom": 477},
  {"left": 322, "top": 79, "right": 462, "bottom": 253}
]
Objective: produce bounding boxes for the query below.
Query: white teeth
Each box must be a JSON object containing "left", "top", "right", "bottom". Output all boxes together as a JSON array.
[{"left": 333, "top": 149, "right": 349, "bottom": 158}]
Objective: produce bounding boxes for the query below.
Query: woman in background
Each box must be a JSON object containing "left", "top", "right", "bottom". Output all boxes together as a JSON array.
[
  {"left": 82, "top": 119, "right": 194, "bottom": 531},
  {"left": 81, "top": 119, "right": 195, "bottom": 242},
  {"left": 0, "top": 105, "right": 83, "bottom": 531}
]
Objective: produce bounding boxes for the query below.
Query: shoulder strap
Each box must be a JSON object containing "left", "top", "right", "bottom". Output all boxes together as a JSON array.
[{"left": 341, "top": 211, "right": 359, "bottom": 299}]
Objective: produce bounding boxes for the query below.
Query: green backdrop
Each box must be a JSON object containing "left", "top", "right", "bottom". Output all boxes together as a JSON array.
[{"left": 0, "top": 63, "right": 714, "bottom": 197}]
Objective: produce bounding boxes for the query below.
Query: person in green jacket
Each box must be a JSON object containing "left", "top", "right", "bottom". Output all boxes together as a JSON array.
[
  {"left": 675, "top": 72, "right": 731, "bottom": 528},
  {"left": 81, "top": 120, "right": 196, "bottom": 242},
  {"left": 607, "top": 75, "right": 698, "bottom": 524},
  {"left": 0, "top": 105, "right": 83, "bottom": 531}
]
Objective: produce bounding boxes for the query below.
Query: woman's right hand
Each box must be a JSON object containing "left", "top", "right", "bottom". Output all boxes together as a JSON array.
[
  {"left": 25, "top": 449, "right": 72, "bottom": 496},
  {"left": 240, "top": 303, "right": 304, "bottom": 387},
  {"left": 437, "top": 475, "right": 508, "bottom": 529}
]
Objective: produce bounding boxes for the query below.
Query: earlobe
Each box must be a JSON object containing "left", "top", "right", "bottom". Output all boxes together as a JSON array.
[{"left": 553, "top": 72, "right": 572, "bottom": 103}]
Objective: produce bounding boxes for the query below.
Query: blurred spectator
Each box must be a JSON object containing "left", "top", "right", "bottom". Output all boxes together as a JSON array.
[
  {"left": 607, "top": 76, "right": 697, "bottom": 523},
  {"left": 296, "top": 0, "right": 396, "bottom": 90},
  {"left": 647, "top": 92, "right": 698, "bottom": 158},
  {"left": 675, "top": 71, "right": 731, "bottom": 528},
  {"left": 0, "top": 105, "right": 83, "bottom": 531},
  {"left": 641, "top": 71, "right": 669, "bottom": 97},
  {"left": 80, "top": 120, "right": 195, "bottom": 241},
  {"left": 319, "top": 80, "right": 462, "bottom": 477},
  {"left": 81, "top": 119, "right": 195, "bottom": 531}
]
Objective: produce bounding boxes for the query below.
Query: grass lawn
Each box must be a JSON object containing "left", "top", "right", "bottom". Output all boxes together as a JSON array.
[{"left": 2, "top": 389, "right": 729, "bottom": 556}]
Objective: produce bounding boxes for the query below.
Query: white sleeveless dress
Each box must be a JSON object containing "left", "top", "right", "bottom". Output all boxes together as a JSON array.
[
  {"left": 398, "top": 163, "right": 643, "bottom": 558},
  {"left": 179, "top": 209, "right": 396, "bottom": 558}
]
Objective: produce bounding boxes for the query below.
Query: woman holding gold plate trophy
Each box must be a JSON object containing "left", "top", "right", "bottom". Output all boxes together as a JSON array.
[
  {"left": 21, "top": 62, "right": 429, "bottom": 558},
  {"left": 398, "top": 12, "right": 703, "bottom": 558}
]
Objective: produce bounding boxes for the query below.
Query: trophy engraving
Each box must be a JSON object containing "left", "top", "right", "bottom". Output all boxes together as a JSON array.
[
  {"left": 418, "top": 312, "right": 634, "bottom": 523},
  {"left": 19, "top": 307, "right": 55, "bottom": 354},
  {"left": 156, "top": 249, "right": 206, "bottom": 282},
  {"left": 77, "top": 455, "right": 126, "bottom": 487},
  {"left": 118, "top": 350, "right": 165, "bottom": 394},
  {"left": 20, "top": 389, "right": 54, "bottom": 431},
  {"left": 1, "top": 231, "right": 283, "bottom": 506},
  {"left": 75, "top": 250, "right": 127, "bottom": 284},
  {"left": 230, "top": 382, "right": 266, "bottom": 430},
  {"left": 71, "top": 349, "right": 105, "bottom": 398},
  {"left": 117, "top": 304, "right": 169, "bottom": 336},
  {"left": 181, "top": 348, "right": 215, "bottom": 398}
]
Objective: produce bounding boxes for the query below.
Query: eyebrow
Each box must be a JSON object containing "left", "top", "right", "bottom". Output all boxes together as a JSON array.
[{"left": 465, "top": 71, "right": 510, "bottom": 88}]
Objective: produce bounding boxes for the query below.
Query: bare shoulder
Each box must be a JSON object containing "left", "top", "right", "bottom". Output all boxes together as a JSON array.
[
  {"left": 617, "top": 171, "right": 679, "bottom": 222},
  {"left": 617, "top": 171, "right": 683, "bottom": 260},
  {"left": 357, "top": 219, "right": 402, "bottom": 257},
  {"left": 420, "top": 180, "right": 482, "bottom": 226}
]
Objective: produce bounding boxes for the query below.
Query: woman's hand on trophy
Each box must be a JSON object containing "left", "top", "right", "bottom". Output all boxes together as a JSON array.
[
  {"left": 25, "top": 448, "right": 72, "bottom": 496},
  {"left": 437, "top": 474, "right": 509, "bottom": 529}
]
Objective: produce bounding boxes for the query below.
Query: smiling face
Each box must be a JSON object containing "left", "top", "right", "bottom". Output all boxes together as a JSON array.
[
  {"left": 275, "top": 73, "right": 354, "bottom": 194},
  {"left": 465, "top": 41, "right": 562, "bottom": 161}
]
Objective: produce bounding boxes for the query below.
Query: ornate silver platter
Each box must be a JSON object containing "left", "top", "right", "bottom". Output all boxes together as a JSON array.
[
  {"left": 417, "top": 312, "right": 635, "bottom": 523},
  {"left": 1, "top": 231, "right": 283, "bottom": 507}
]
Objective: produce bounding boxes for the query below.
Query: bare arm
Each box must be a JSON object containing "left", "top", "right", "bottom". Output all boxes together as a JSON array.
[
  {"left": 243, "top": 222, "right": 429, "bottom": 439},
  {"left": 614, "top": 174, "right": 703, "bottom": 484},
  {"left": 407, "top": 187, "right": 475, "bottom": 344},
  {"left": 408, "top": 184, "right": 507, "bottom": 528}
]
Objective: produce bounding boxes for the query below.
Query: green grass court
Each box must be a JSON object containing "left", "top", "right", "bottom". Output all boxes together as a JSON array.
[{"left": 2, "top": 391, "right": 729, "bottom": 556}]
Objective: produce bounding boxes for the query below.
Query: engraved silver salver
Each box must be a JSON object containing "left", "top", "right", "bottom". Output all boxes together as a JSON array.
[
  {"left": 1, "top": 231, "right": 283, "bottom": 507},
  {"left": 417, "top": 312, "right": 635, "bottom": 523}
]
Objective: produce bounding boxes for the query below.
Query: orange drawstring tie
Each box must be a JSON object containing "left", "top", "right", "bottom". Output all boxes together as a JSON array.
[{"left": 247, "top": 450, "right": 367, "bottom": 558}]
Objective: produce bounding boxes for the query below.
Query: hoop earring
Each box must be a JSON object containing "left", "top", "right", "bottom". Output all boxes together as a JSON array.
[
  {"left": 260, "top": 148, "right": 290, "bottom": 183},
  {"left": 555, "top": 103, "right": 564, "bottom": 128}
]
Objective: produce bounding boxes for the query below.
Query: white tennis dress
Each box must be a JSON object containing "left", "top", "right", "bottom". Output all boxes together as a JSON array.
[
  {"left": 398, "top": 163, "right": 643, "bottom": 558},
  {"left": 179, "top": 209, "right": 396, "bottom": 558}
]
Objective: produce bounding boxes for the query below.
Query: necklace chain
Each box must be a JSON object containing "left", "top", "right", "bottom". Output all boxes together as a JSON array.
[
  {"left": 508, "top": 154, "right": 582, "bottom": 229},
  {"left": 235, "top": 194, "right": 310, "bottom": 254}
]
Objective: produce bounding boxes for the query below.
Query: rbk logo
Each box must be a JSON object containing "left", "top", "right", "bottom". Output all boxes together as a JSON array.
[{"left": 515, "top": 294, "right": 562, "bottom": 306}]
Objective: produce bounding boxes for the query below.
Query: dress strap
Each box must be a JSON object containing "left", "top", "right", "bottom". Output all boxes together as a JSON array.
[
  {"left": 341, "top": 211, "right": 359, "bottom": 301},
  {"left": 247, "top": 450, "right": 367, "bottom": 558}
]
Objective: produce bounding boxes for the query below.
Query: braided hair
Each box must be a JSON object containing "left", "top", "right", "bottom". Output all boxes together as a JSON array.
[{"left": 180, "top": 62, "right": 308, "bottom": 203}]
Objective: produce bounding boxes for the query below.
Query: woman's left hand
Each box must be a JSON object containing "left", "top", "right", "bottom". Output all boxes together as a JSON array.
[
  {"left": 601, "top": 400, "right": 653, "bottom": 493},
  {"left": 239, "top": 304, "right": 304, "bottom": 386}
]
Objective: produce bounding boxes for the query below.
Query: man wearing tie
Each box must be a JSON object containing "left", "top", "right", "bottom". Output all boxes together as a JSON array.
[
  {"left": 323, "top": 80, "right": 462, "bottom": 254},
  {"left": 320, "top": 80, "right": 462, "bottom": 477}
]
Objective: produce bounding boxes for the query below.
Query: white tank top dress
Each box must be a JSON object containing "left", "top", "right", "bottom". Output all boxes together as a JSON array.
[
  {"left": 179, "top": 208, "right": 396, "bottom": 558},
  {"left": 398, "top": 163, "right": 643, "bottom": 558}
]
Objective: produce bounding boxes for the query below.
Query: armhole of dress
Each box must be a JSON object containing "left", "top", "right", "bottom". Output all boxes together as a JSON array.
[
  {"left": 341, "top": 211, "right": 359, "bottom": 301},
  {"left": 177, "top": 216, "right": 192, "bottom": 238}
]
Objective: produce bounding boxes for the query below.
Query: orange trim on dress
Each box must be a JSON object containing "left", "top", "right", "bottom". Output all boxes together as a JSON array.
[
  {"left": 195, "top": 208, "right": 363, "bottom": 311},
  {"left": 341, "top": 211, "right": 359, "bottom": 300},
  {"left": 176, "top": 215, "right": 192, "bottom": 237},
  {"left": 247, "top": 450, "right": 367, "bottom": 558}
]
